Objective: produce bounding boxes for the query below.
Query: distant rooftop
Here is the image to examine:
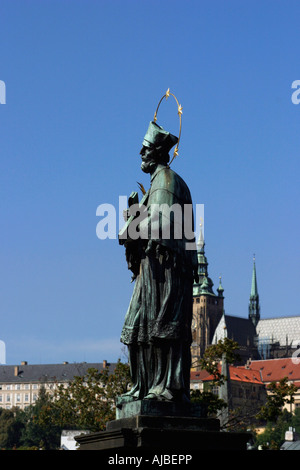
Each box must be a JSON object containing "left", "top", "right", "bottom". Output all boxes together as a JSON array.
[
  {"left": 212, "top": 313, "right": 256, "bottom": 347},
  {"left": 257, "top": 316, "right": 300, "bottom": 348},
  {"left": 193, "top": 365, "right": 263, "bottom": 385},
  {"left": 0, "top": 360, "right": 117, "bottom": 384},
  {"left": 249, "top": 357, "right": 300, "bottom": 383}
]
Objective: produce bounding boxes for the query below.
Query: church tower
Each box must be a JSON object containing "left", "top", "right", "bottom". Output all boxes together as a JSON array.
[
  {"left": 248, "top": 256, "right": 260, "bottom": 327},
  {"left": 191, "top": 227, "right": 224, "bottom": 369}
]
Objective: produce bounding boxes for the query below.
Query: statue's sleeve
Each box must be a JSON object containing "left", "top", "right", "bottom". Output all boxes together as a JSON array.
[{"left": 139, "top": 169, "right": 197, "bottom": 270}]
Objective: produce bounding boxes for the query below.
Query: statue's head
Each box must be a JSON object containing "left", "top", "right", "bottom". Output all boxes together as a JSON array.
[{"left": 140, "top": 121, "right": 178, "bottom": 173}]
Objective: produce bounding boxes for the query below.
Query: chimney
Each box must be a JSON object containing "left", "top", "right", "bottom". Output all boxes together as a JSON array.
[
  {"left": 21, "top": 361, "right": 27, "bottom": 366},
  {"left": 103, "top": 360, "right": 107, "bottom": 369},
  {"left": 14, "top": 366, "right": 19, "bottom": 377}
]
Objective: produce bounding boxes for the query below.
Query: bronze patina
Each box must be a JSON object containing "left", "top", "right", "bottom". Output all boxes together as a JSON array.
[{"left": 119, "top": 91, "right": 198, "bottom": 404}]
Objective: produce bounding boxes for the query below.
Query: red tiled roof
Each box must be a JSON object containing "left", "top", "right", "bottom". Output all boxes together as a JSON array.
[
  {"left": 190, "top": 370, "right": 211, "bottom": 381},
  {"left": 230, "top": 367, "right": 263, "bottom": 384},
  {"left": 190, "top": 358, "right": 300, "bottom": 386},
  {"left": 248, "top": 358, "right": 300, "bottom": 383},
  {"left": 190, "top": 365, "right": 263, "bottom": 384}
]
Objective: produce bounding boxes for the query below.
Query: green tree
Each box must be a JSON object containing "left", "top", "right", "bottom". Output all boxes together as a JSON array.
[
  {"left": 39, "top": 360, "right": 131, "bottom": 432},
  {"left": 255, "top": 409, "right": 293, "bottom": 450},
  {"left": 191, "top": 338, "right": 240, "bottom": 416},
  {"left": 291, "top": 407, "right": 300, "bottom": 432},
  {"left": 0, "top": 408, "right": 18, "bottom": 449},
  {"left": 19, "top": 385, "right": 61, "bottom": 449},
  {"left": 6, "top": 408, "right": 27, "bottom": 449},
  {"left": 190, "top": 389, "right": 227, "bottom": 415},
  {"left": 257, "top": 377, "right": 298, "bottom": 423},
  {"left": 199, "top": 337, "right": 241, "bottom": 386}
]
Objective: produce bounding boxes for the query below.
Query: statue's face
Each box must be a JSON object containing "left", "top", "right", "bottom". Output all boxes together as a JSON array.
[{"left": 140, "top": 146, "right": 157, "bottom": 174}]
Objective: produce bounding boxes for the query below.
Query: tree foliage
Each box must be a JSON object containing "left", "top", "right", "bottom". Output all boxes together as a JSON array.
[
  {"left": 0, "top": 408, "right": 19, "bottom": 449},
  {"left": 38, "top": 360, "right": 131, "bottom": 433},
  {"left": 190, "top": 389, "right": 227, "bottom": 415},
  {"left": 191, "top": 338, "right": 241, "bottom": 416},
  {"left": 199, "top": 337, "right": 241, "bottom": 386},
  {"left": 19, "top": 385, "right": 61, "bottom": 449},
  {"left": 0, "top": 360, "right": 131, "bottom": 449},
  {"left": 256, "top": 377, "right": 298, "bottom": 423}
]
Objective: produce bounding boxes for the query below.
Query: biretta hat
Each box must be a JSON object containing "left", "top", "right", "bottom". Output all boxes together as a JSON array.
[{"left": 142, "top": 121, "right": 178, "bottom": 153}]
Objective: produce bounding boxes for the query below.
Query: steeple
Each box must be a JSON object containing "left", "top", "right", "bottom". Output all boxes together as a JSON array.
[
  {"left": 197, "top": 225, "right": 208, "bottom": 277},
  {"left": 193, "top": 224, "right": 214, "bottom": 295},
  {"left": 191, "top": 225, "right": 225, "bottom": 366},
  {"left": 248, "top": 255, "right": 260, "bottom": 327}
]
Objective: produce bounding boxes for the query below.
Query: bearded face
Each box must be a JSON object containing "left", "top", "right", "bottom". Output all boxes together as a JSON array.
[{"left": 140, "top": 146, "right": 157, "bottom": 174}]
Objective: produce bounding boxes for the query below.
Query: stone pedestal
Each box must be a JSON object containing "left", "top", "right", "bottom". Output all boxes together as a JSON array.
[{"left": 75, "top": 400, "right": 250, "bottom": 452}]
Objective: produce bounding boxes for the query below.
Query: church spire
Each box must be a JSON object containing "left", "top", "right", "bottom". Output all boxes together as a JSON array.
[
  {"left": 249, "top": 255, "right": 260, "bottom": 327},
  {"left": 193, "top": 223, "right": 215, "bottom": 295},
  {"left": 196, "top": 223, "right": 208, "bottom": 277},
  {"left": 197, "top": 224, "right": 205, "bottom": 251},
  {"left": 251, "top": 255, "right": 258, "bottom": 298}
]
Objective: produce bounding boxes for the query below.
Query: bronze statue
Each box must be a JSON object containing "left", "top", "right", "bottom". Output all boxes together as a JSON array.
[{"left": 119, "top": 91, "right": 198, "bottom": 404}]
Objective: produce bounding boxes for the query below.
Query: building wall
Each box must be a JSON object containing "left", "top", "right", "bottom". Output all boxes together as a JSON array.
[
  {"left": 0, "top": 381, "right": 64, "bottom": 410},
  {"left": 230, "top": 380, "right": 266, "bottom": 413},
  {"left": 0, "top": 361, "right": 111, "bottom": 411},
  {"left": 191, "top": 294, "right": 223, "bottom": 368}
]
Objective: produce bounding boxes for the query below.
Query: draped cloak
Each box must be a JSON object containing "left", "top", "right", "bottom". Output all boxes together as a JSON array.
[{"left": 120, "top": 164, "right": 197, "bottom": 401}]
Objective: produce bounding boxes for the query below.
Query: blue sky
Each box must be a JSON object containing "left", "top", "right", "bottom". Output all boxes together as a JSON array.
[{"left": 0, "top": 0, "right": 299, "bottom": 365}]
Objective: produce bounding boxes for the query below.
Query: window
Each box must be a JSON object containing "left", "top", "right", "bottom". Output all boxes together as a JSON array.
[
  {"left": 6, "top": 385, "right": 11, "bottom": 390},
  {"left": 16, "top": 394, "right": 21, "bottom": 402},
  {"left": 24, "top": 384, "right": 29, "bottom": 390},
  {"left": 0, "top": 395, "right": 2, "bottom": 402},
  {"left": 24, "top": 394, "right": 29, "bottom": 402},
  {"left": 15, "top": 384, "right": 21, "bottom": 390},
  {"left": 6, "top": 395, "right": 10, "bottom": 402}
]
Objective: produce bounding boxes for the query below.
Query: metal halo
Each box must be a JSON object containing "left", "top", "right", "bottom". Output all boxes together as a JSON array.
[{"left": 153, "top": 88, "right": 182, "bottom": 165}]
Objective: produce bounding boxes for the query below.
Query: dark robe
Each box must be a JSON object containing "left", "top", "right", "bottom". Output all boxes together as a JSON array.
[{"left": 120, "top": 164, "right": 197, "bottom": 402}]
